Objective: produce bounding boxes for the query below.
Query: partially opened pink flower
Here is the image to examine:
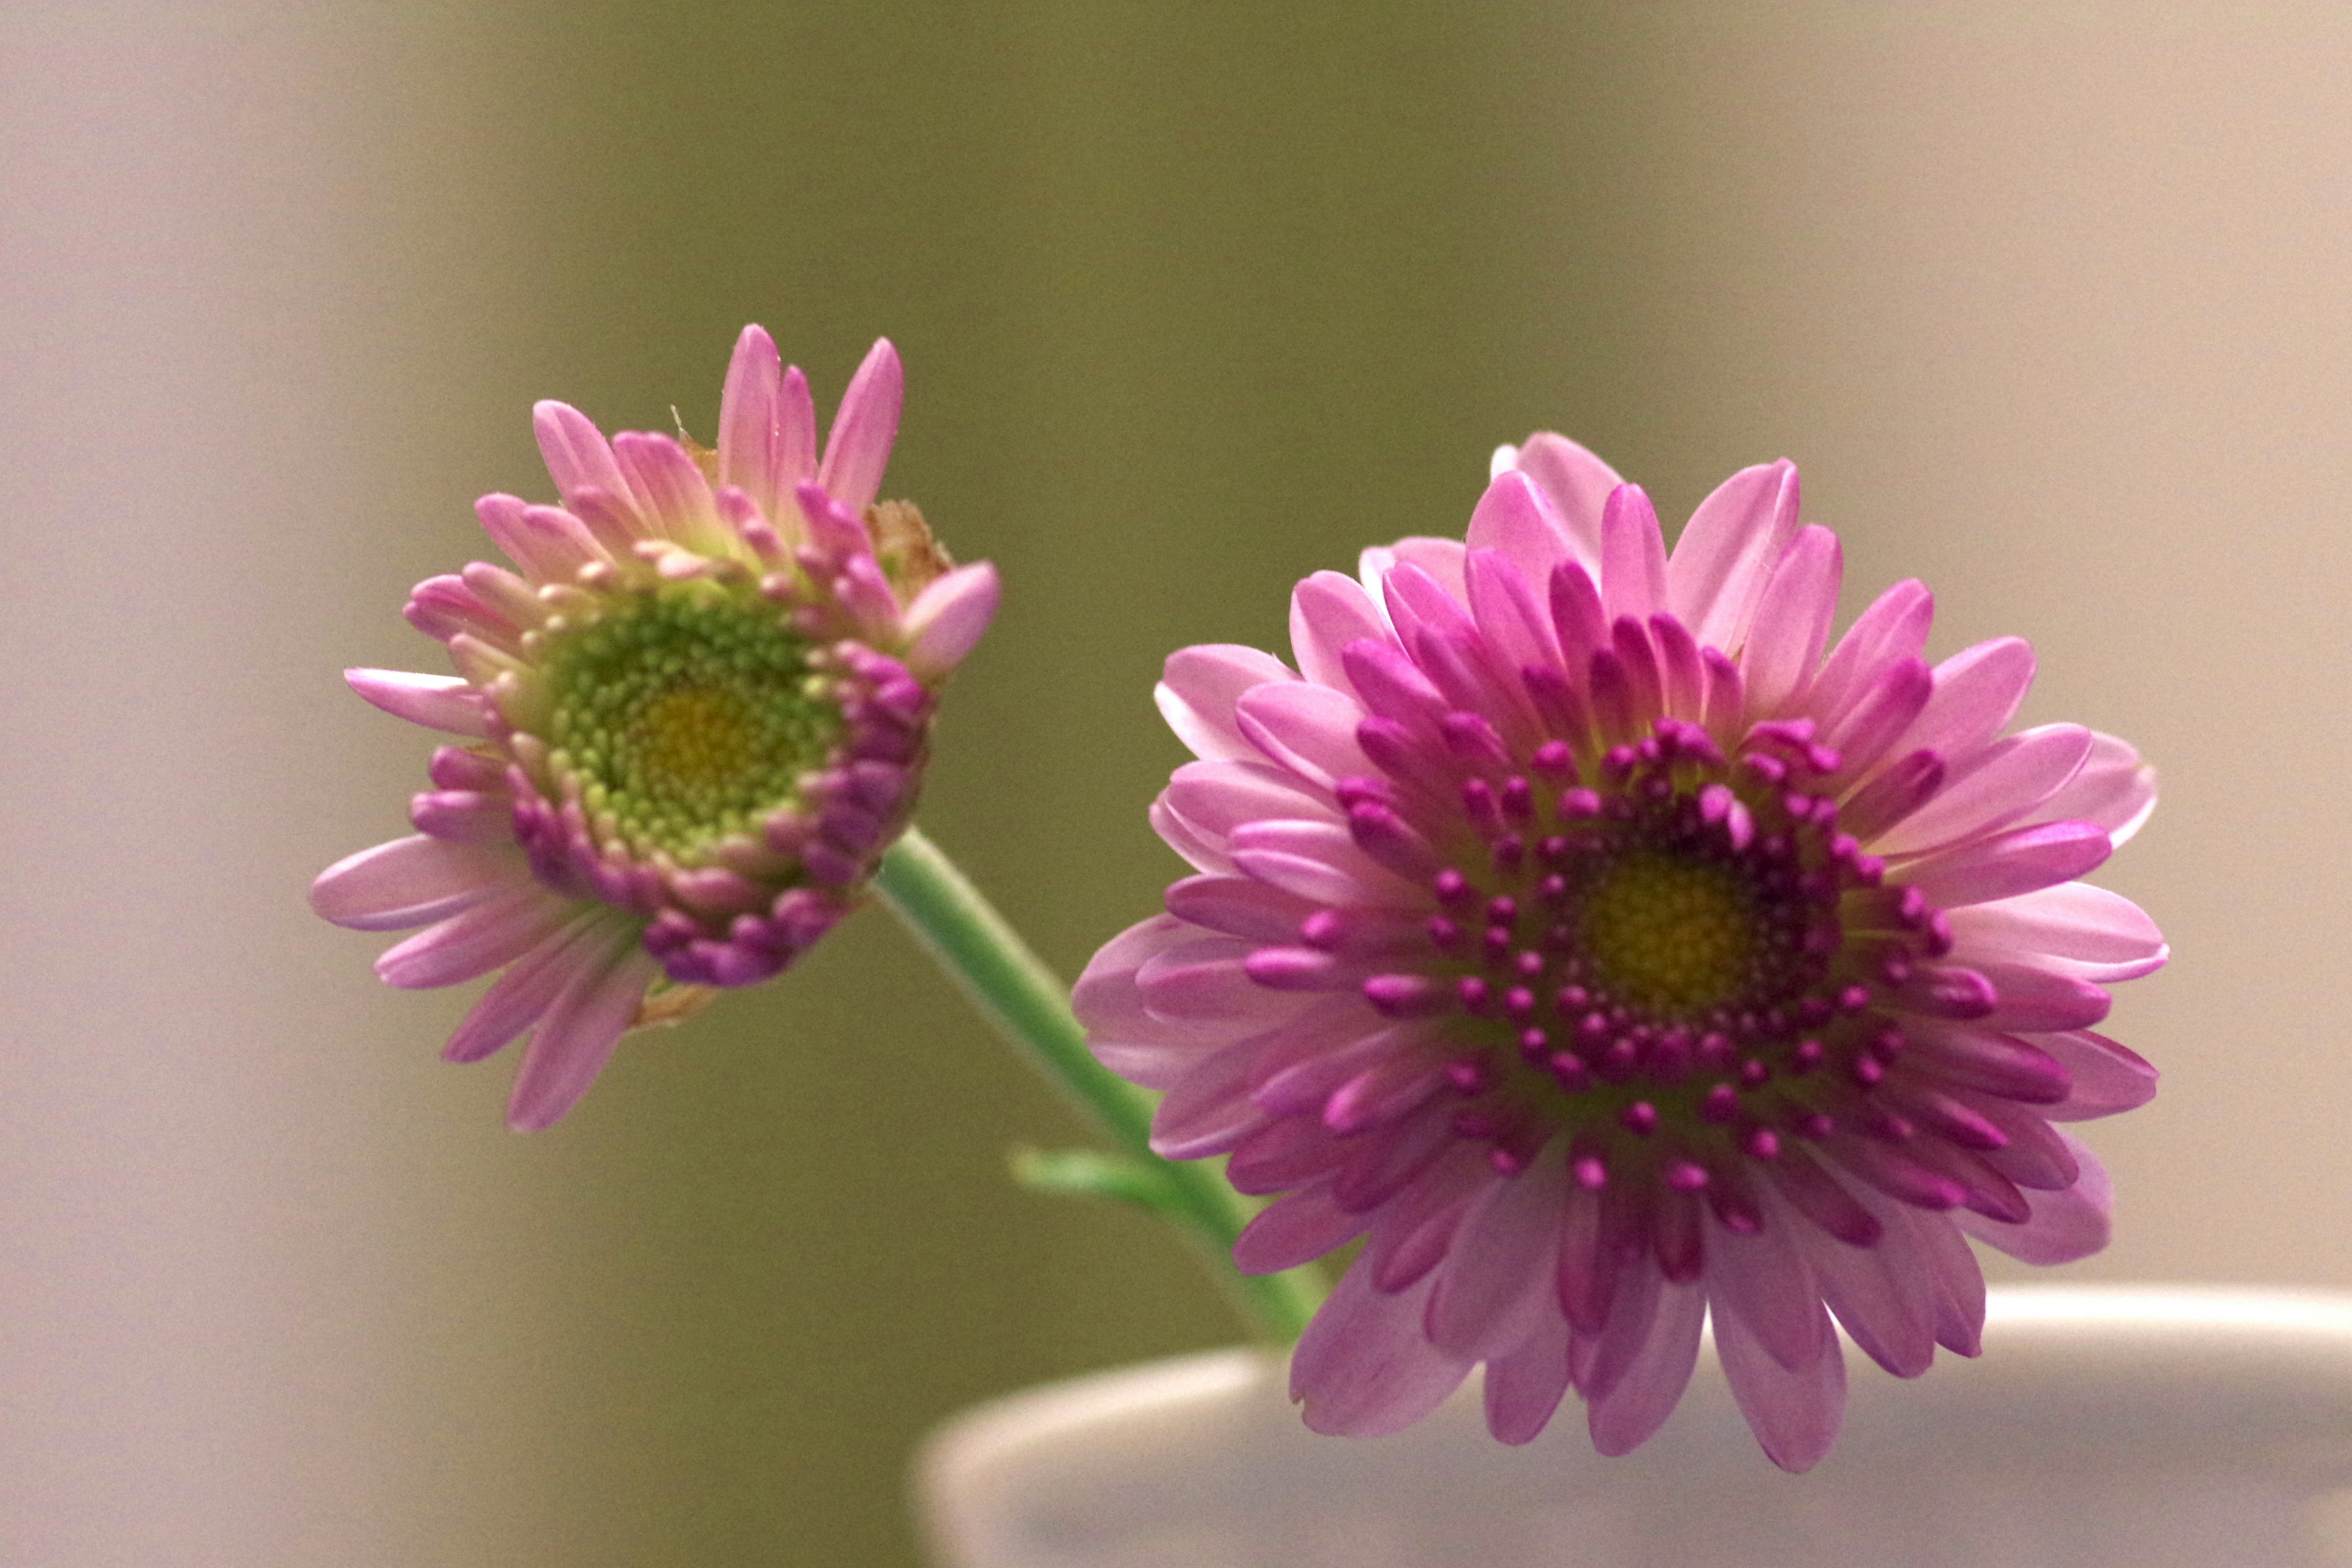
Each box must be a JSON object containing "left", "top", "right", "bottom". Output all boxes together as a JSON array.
[
  {"left": 1077, "top": 436, "right": 2160, "bottom": 1470},
  {"left": 314, "top": 328, "right": 999, "bottom": 1130}
]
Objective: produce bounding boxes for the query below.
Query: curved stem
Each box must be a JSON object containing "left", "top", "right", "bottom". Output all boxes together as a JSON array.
[{"left": 875, "top": 826, "right": 1325, "bottom": 1341}]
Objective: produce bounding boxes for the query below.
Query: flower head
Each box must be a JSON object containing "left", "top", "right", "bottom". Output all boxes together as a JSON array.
[
  {"left": 314, "top": 328, "right": 1000, "bottom": 1130},
  {"left": 1077, "top": 437, "right": 2160, "bottom": 1470}
]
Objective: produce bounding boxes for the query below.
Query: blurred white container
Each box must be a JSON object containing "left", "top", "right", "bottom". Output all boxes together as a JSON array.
[{"left": 918, "top": 1286, "right": 2352, "bottom": 1567}]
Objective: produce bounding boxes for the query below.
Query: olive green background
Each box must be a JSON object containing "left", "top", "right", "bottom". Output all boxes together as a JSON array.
[{"left": 7, "top": 4, "right": 2351, "bottom": 1564}]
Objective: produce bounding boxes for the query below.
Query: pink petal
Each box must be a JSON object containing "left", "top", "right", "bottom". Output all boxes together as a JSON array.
[
  {"left": 1703, "top": 1210, "right": 1830, "bottom": 1372},
  {"left": 1465, "top": 547, "right": 1561, "bottom": 681},
  {"left": 1156, "top": 644, "right": 1297, "bottom": 762},
  {"left": 1952, "top": 1133, "right": 2111, "bottom": 1264},
  {"left": 1234, "top": 682, "right": 1375, "bottom": 789},
  {"left": 1805, "top": 1216, "right": 1937, "bottom": 1378},
  {"left": 374, "top": 888, "right": 576, "bottom": 989},
  {"left": 1291, "top": 1264, "right": 1471, "bottom": 1438},
  {"left": 1665, "top": 459, "right": 1801, "bottom": 654},
  {"left": 611, "top": 430, "right": 723, "bottom": 549},
  {"left": 531, "top": 399, "right": 631, "bottom": 511},
  {"left": 2033, "top": 730, "right": 2158, "bottom": 846},
  {"left": 717, "top": 323, "right": 785, "bottom": 516},
  {"left": 1234, "top": 1185, "right": 1369, "bottom": 1274},
  {"left": 1075, "top": 916, "right": 1235, "bottom": 1085},
  {"left": 1945, "top": 883, "right": 2166, "bottom": 981},
  {"left": 1874, "top": 724, "right": 2094, "bottom": 857},
  {"left": 1148, "top": 794, "right": 1235, "bottom": 878},
  {"left": 1508, "top": 432, "right": 1619, "bottom": 566},
  {"left": 903, "top": 562, "right": 1001, "bottom": 680},
  {"left": 1973, "top": 961, "right": 2113, "bottom": 1031},
  {"left": 1585, "top": 1273, "right": 1705, "bottom": 1455},
  {"left": 1800, "top": 579, "right": 1932, "bottom": 726},
  {"left": 1820, "top": 657, "right": 1932, "bottom": 781},
  {"left": 1598, "top": 483, "right": 1668, "bottom": 621},
  {"left": 1483, "top": 1311, "right": 1574, "bottom": 1445},
  {"left": 1712, "top": 1297, "right": 1847, "bottom": 1472},
  {"left": 2033, "top": 1030, "right": 2160, "bottom": 1121},
  {"left": 1155, "top": 1036, "right": 1277, "bottom": 1159},
  {"left": 344, "top": 668, "right": 489, "bottom": 737},
  {"left": 817, "top": 337, "right": 902, "bottom": 516},
  {"left": 1290, "top": 571, "right": 1394, "bottom": 692},
  {"left": 505, "top": 931, "right": 658, "bottom": 1131},
  {"left": 1893, "top": 636, "right": 2035, "bottom": 763},
  {"left": 1162, "top": 760, "right": 1334, "bottom": 847},
  {"left": 473, "top": 494, "right": 605, "bottom": 584},
  {"left": 441, "top": 910, "right": 611, "bottom": 1063},
  {"left": 311, "top": 834, "right": 526, "bottom": 932},
  {"left": 1425, "top": 1152, "right": 1564, "bottom": 1359},
  {"left": 1134, "top": 936, "right": 1268, "bottom": 1022},
  {"left": 1465, "top": 470, "right": 1575, "bottom": 592},
  {"left": 1162, "top": 874, "right": 1319, "bottom": 943},
  {"left": 1229, "top": 819, "right": 1414, "bottom": 902},
  {"left": 1897, "top": 820, "right": 2112, "bottom": 908},
  {"left": 1737, "top": 526, "right": 1841, "bottom": 715}
]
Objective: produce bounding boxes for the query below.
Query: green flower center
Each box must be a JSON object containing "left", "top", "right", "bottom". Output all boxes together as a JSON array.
[
  {"left": 540, "top": 590, "right": 840, "bottom": 862},
  {"left": 1577, "top": 850, "right": 1760, "bottom": 1016}
]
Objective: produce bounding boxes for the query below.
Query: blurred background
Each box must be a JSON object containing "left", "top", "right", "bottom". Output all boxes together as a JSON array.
[{"left": 4, "top": 2, "right": 2349, "bottom": 1562}]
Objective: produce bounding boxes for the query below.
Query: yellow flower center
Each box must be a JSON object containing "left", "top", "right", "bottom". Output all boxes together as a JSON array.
[{"left": 1578, "top": 851, "right": 1758, "bottom": 1014}]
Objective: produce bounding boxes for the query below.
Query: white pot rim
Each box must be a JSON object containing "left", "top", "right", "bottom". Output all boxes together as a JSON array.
[{"left": 919, "top": 1284, "right": 2352, "bottom": 1568}]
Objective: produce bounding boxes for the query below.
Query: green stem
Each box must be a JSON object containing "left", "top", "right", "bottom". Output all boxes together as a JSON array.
[{"left": 874, "top": 826, "right": 1325, "bottom": 1341}]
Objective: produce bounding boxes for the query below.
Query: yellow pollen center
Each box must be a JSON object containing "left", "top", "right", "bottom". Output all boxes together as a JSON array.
[
  {"left": 628, "top": 684, "right": 763, "bottom": 802},
  {"left": 1579, "top": 851, "right": 1758, "bottom": 1014}
]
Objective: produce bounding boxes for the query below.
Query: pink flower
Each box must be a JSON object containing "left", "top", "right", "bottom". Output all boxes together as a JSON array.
[
  {"left": 1076, "top": 435, "right": 2160, "bottom": 1470},
  {"left": 314, "top": 328, "right": 1000, "bottom": 1130}
]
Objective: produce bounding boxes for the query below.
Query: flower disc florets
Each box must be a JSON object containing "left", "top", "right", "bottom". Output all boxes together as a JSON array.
[
  {"left": 1078, "top": 435, "right": 2163, "bottom": 1471},
  {"left": 314, "top": 327, "right": 1000, "bottom": 1129}
]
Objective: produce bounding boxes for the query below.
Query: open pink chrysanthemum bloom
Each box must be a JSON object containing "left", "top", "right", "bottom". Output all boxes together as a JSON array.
[
  {"left": 1077, "top": 437, "right": 2162, "bottom": 1471},
  {"left": 314, "top": 328, "right": 999, "bottom": 1130}
]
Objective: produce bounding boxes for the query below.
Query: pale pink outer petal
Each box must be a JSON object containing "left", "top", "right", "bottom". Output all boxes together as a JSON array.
[
  {"left": 474, "top": 493, "right": 608, "bottom": 585},
  {"left": 1890, "top": 637, "right": 2035, "bottom": 764},
  {"left": 373, "top": 888, "right": 577, "bottom": 989},
  {"left": 441, "top": 910, "right": 611, "bottom": 1064},
  {"left": 2032, "top": 731, "right": 2158, "bottom": 846},
  {"left": 777, "top": 364, "right": 818, "bottom": 489},
  {"left": 532, "top": 399, "right": 634, "bottom": 516},
  {"left": 1874, "top": 724, "right": 2094, "bottom": 857},
  {"left": 1508, "top": 432, "right": 1621, "bottom": 567},
  {"left": 1424, "top": 1152, "right": 1564, "bottom": 1359},
  {"left": 1896, "top": 820, "right": 2112, "bottom": 908},
  {"left": 1804, "top": 1220, "right": 1937, "bottom": 1378},
  {"left": 2034, "top": 1030, "right": 2160, "bottom": 1120},
  {"left": 1483, "top": 1311, "right": 1574, "bottom": 1444},
  {"left": 612, "top": 430, "right": 725, "bottom": 550},
  {"left": 902, "top": 562, "right": 1001, "bottom": 680},
  {"left": 1598, "top": 484, "right": 1669, "bottom": 621},
  {"left": 1736, "top": 526, "right": 1841, "bottom": 718},
  {"left": 1702, "top": 1209, "right": 1830, "bottom": 1372},
  {"left": 1800, "top": 579, "right": 1932, "bottom": 725},
  {"left": 817, "top": 337, "right": 903, "bottom": 516},
  {"left": 1360, "top": 538, "right": 1469, "bottom": 608},
  {"left": 1585, "top": 1275, "right": 1706, "bottom": 1456},
  {"left": 1291, "top": 571, "right": 1395, "bottom": 691},
  {"left": 1665, "top": 459, "right": 1801, "bottom": 655},
  {"left": 1149, "top": 796, "right": 1236, "bottom": 878},
  {"left": 1944, "top": 883, "right": 2167, "bottom": 981},
  {"left": 1711, "top": 1296, "right": 1847, "bottom": 1472},
  {"left": 311, "top": 835, "right": 529, "bottom": 932},
  {"left": 1465, "top": 548, "right": 1561, "bottom": 680},
  {"left": 1156, "top": 645, "right": 1297, "bottom": 761},
  {"left": 1464, "top": 470, "right": 1577, "bottom": 592},
  {"left": 1953, "top": 1131, "right": 2113, "bottom": 1263},
  {"left": 1234, "top": 682, "right": 1375, "bottom": 789},
  {"left": 345, "top": 669, "right": 490, "bottom": 737},
  {"left": 506, "top": 927, "right": 660, "bottom": 1131},
  {"left": 1291, "top": 1264, "right": 1471, "bottom": 1438},
  {"left": 717, "top": 323, "right": 785, "bottom": 516},
  {"left": 1075, "top": 915, "right": 1236, "bottom": 1087},
  {"left": 1163, "top": 760, "right": 1338, "bottom": 847},
  {"left": 1158, "top": 1037, "right": 1281, "bottom": 1161},
  {"left": 1233, "top": 1185, "right": 1370, "bottom": 1274}
]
